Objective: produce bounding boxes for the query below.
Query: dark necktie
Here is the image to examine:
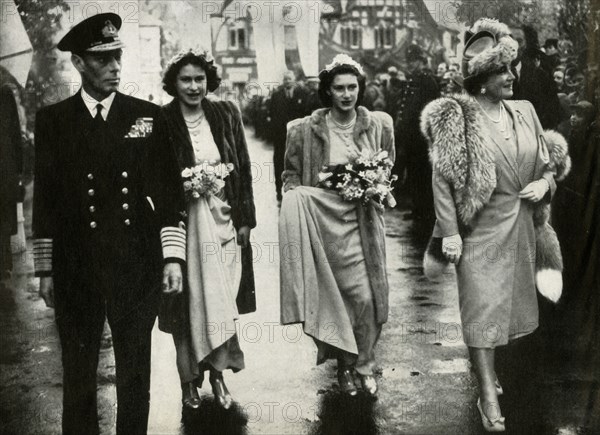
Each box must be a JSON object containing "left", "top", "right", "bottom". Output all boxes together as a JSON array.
[{"left": 94, "top": 103, "right": 104, "bottom": 126}]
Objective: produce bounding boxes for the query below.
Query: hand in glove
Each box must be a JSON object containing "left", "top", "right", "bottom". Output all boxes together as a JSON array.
[{"left": 442, "top": 234, "right": 463, "bottom": 264}]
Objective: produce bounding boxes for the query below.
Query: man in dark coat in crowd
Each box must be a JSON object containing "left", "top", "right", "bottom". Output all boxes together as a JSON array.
[
  {"left": 0, "top": 71, "right": 23, "bottom": 280},
  {"left": 304, "top": 76, "right": 322, "bottom": 114},
  {"left": 543, "top": 38, "right": 561, "bottom": 72},
  {"left": 552, "top": 100, "right": 600, "bottom": 428},
  {"left": 268, "top": 70, "right": 308, "bottom": 201},
  {"left": 553, "top": 100, "right": 599, "bottom": 325},
  {"left": 513, "top": 25, "right": 561, "bottom": 129},
  {"left": 392, "top": 45, "right": 439, "bottom": 224},
  {"left": 32, "top": 13, "right": 184, "bottom": 434}
]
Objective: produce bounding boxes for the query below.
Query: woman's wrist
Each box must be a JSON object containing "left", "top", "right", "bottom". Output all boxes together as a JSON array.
[{"left": 538, "top": 178, "right": 550, "bottom": 192}]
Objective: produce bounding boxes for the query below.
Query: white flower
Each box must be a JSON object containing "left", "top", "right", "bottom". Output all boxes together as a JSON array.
[
  {"left": 181, "top": 168, "right": 193, "bottom": 178},
  {"left": 325, "top": 54, "right": 365, "bottom": 76}
]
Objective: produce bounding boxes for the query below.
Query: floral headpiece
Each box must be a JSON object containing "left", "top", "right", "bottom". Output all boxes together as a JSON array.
[
  {"left": 165, "top": 46, "right": 215, "bottom": 72},
  {"left": 324, "top": 54, "right": 365, "bottom": 76}
]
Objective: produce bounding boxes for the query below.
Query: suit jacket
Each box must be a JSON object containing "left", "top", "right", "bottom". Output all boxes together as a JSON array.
[
  {"left": 161, "top": 98, "right": 256, "bottom": 314},
  {"left": 268, "top": 85, "right": 309, "bottom": 148},
  {"left": 33, "top": 91, "right": 183, "bottom": 300}
]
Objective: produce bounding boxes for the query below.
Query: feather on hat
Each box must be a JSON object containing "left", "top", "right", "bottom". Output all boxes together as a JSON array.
[{"left": 462, "top": 18, "right": 518, "bottom": 79}]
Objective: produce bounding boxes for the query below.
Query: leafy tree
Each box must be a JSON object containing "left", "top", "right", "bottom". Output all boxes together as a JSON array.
[
  {"left": 13, "top": 0, "right": 69, "bottom": 181},
  {"left": 15, "top": 0, "right": 70, "bottom": 116}
]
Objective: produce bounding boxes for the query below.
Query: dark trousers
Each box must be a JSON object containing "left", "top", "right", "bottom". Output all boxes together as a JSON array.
[{"left": 55, "top": 273, "right": 158, "bottom": 435}]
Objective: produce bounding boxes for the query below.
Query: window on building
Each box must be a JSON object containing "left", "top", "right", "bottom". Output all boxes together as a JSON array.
[
  {"left": 228, "top": 21, "right": 249, "bottom": 50},
  {"left": 375, "top": 24, "right": 395, "bottom": 49},
  {"left": 341, "top": 24, "right": 362, "bottom": 49}
]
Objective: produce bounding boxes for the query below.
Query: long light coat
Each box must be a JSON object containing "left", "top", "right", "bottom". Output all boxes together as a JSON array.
[
  {"left": 282, "top": 107, "right": 395, "bottom": 324},
  {"left": 421, "top": 96, "right": 561, "bottom": 347}
]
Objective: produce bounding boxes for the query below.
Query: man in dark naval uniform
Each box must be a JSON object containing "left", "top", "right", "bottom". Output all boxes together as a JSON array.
[
  {"left": 393, "top": 44, "right": 439, "bottom": 225},
  {"left": 32, "top": 13, "right": 185, "bottom": 434}
]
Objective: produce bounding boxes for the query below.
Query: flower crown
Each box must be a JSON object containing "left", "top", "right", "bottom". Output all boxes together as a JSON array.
[
  {"left": 324, "top": 54, "right": 365, "bottom": 76},
  {"left": 165, "top": 47, "right": 214, "bottom": 72}
]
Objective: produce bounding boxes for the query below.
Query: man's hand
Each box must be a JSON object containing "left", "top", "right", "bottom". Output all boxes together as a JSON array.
[
  {"left": 162, "top": 262, "right": 183, "bottom": 295},
  {"left": 237, "top": 226, "right": 251, "bottom": 248},
  {"left": 442, "top": 234, "right": 463, "bottom": 264},
  {"left": 519, "top": 179, "right": 549, "bottom": 202},
  {"left": 39, "top": 277, "right": 54, "bottom": 308}
]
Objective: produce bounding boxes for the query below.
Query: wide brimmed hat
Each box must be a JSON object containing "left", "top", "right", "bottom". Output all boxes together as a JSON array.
[
  {"left": 461, "top": 18, "right": 518, "bottom": 80},
  {"left": 57, "top": 13, "right": 125, "bottom": 53}
]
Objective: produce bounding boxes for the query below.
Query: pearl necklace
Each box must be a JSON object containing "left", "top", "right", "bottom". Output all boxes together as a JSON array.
[
  {"left": 476, "top": 99, "right": 502, "bottom": 123},
  {"left": 328, "top": 113, "right": 356, "bottom": 130},
  {"left": 477, "top": 100, "right": 511, "bottom": 140},
  {"left": 185, "top": 113, "right": 205, "bottom": 128}
]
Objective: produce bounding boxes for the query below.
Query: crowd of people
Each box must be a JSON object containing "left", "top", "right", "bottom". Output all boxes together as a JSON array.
[
  {"left": 0, "top": 9, "right": 597, "bottom": 435},
  {"left": 245, "top": 24, "right": 597, "bottom": 235}
]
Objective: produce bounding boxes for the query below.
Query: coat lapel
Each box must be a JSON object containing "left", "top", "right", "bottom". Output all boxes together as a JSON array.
[
  {"left": 164, "top": 100, "right": 195, "bottom": 169},
  {"left": 504, "top": 102, "right": 535, "bottom": 184},
  {"left": 203, "top": 98, "right": 231, "bottom": 164},
  {"left": 309, "top": 108, "right": 330, "bottom": 166},
  {"left": 353, "top": 107, "right": 371, "bottom": 148},
  {"left": 486, "top": 104, "right": 522, "bottom": 188}
]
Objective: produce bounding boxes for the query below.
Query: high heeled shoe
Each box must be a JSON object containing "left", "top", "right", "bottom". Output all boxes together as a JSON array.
[
  {"left": 337, "top": 368, "right": 358, "bottom": 396},
  {"left": 477, "top": 397, "right": 506, "bottom": 432},
  {"left": 209, "top": 371, "right": 233, "bottom": 410},
  {"left": 181, "top": 381, "right": 201, "bottom": 410},
  {"left": 357, "top": 373, "right": 378, "bottom": 397}
]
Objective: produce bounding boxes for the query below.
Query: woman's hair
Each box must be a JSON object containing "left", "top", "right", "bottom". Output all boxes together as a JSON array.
[
  {"left": 318, "top": 64, "right": 366, "bottom": 107},
  {"left": 162, "top": 52, "right": 221, "bottom": 97},
  {"left": 463, "top": 64, "right": 511, "bottom": 95}
]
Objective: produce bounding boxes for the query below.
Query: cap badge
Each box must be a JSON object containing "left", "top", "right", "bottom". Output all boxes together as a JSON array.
[{"left": 102, "top": 20, "right": 118, "bottom": 38}]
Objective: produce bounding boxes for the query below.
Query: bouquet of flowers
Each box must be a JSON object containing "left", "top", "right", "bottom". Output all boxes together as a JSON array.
[
  {"left": 317, "top": 150, "right": 397, "bottom": 208},
  {"left": 181, "top": 161, "right": 234, "bottom": 199}
]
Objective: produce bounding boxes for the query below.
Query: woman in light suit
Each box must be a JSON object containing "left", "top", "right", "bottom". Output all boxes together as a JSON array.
[{"left": 421, "top": 19, "right": 569, "bottom": 432}]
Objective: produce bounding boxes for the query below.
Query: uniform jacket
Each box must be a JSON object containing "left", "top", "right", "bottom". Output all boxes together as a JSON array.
[
  {"left": 161, "top": 98, "right": 256, "bottom": 315},
  {"left": 282, "top": 107, "right": 395, "bottom": 323},
  {"left": 32, "top": 91, "right": 183, "bottom": 299}
]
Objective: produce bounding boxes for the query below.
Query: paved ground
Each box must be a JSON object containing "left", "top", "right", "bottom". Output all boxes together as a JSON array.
[{"left": 1, "top": 127, "right": 597, "bottom": 434}]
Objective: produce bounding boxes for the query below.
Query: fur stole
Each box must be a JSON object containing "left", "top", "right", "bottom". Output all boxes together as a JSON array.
[{"left": 420, "top": 94, "right": 571, "bottom": 302}]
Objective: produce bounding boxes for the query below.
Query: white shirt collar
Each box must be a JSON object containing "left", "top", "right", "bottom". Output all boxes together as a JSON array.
[{"left": 81, "top": 88, "right": 116, "bottom": 120}]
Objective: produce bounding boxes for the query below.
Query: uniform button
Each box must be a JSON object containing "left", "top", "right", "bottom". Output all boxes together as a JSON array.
[
  {"left": 89, "top": 205, "right": 96, "bottom": 213},
  {"left": 87, "top": 173, "right": 94, "bottom": 180},
  {"left": 88, "top": 189, "right": 95, "bottom": 196},
  {"left": 124, "top": 219, "right": 131, "bottom": 226},
  {"left": 121, "top": 171, "right": 128, "bottom": 178},
  {"left": 122, "top": 188, "right": 129, "bottom": 195},
  {"left": 122, "top": 203, "right": 129, "bottom": 210},
  {"left": 90, "top": 221, "right": 97, "bottom": 229}
]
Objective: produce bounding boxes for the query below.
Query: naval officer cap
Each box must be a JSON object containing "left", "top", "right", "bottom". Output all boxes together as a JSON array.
[{"left": 57, "top": 13, "right": 125, "bottom": 54}]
